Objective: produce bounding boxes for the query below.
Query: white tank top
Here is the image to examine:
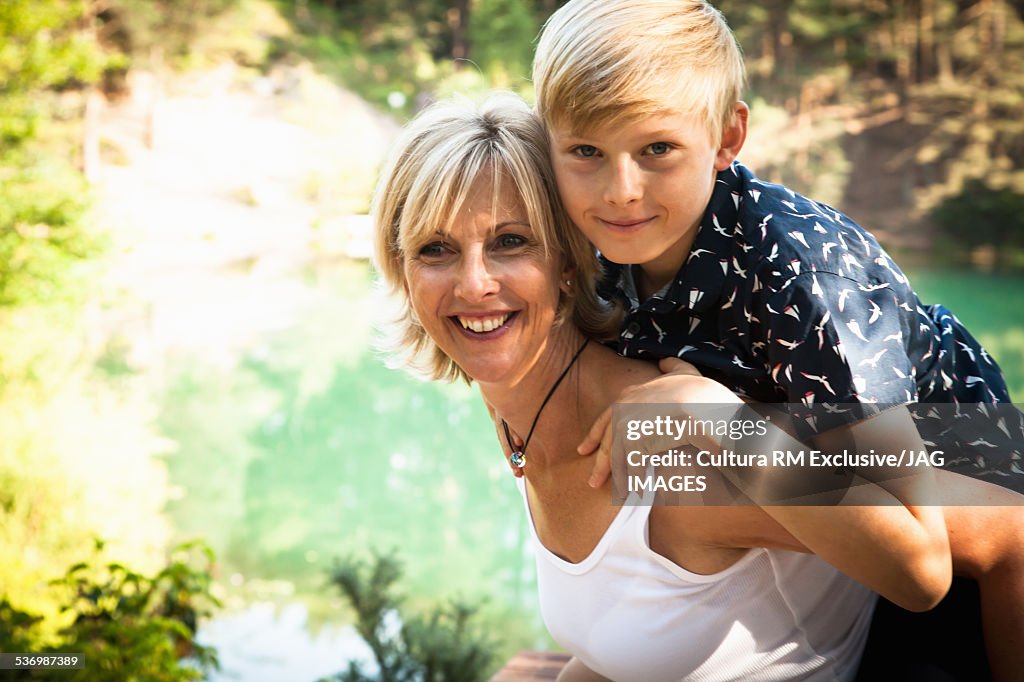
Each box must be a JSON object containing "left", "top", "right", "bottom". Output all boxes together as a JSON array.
[{"left": 517, "top": 480, "right": 876, "bottom": 681}]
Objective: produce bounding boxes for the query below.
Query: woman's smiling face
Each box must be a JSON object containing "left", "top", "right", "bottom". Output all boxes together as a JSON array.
[{"left": 403, "top": 174, "right": 567, "bottom": 387}]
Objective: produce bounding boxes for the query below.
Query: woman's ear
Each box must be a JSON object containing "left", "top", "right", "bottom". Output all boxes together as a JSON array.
[
  {"left": 560, "top": 264, "right": 577, "bottom": 295},
  {"left": 715, "top": 101, "right": 749, "bottom": 171}
]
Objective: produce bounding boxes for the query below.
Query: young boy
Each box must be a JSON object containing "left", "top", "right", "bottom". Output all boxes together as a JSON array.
[{"left": 530, "top": 0, "right": 1022, "bottom": 679}]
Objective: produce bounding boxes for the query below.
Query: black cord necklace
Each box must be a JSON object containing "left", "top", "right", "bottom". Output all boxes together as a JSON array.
[{"left": 501, "top": 338, "right": 590, "bottom": 469}]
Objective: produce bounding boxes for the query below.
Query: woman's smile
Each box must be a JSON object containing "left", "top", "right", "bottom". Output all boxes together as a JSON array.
[{"left": 403, "top": 175, "right": 566, "bottom": 386}]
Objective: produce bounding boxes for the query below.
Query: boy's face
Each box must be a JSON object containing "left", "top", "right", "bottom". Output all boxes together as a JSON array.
[{"left": 549, "top": 106, "right": 746, "bottom": 293}]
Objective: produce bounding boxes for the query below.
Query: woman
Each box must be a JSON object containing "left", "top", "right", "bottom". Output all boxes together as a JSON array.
[{"left": 372, "top": 94, "right": 1022, "bottom": 681}]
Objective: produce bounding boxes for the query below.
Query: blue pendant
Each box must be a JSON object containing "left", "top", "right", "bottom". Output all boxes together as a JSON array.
[{"left": 510, "top": 451, "right": 526, "bottom": 468}]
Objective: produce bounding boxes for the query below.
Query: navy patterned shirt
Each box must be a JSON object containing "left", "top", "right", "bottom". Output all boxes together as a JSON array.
[{"left": 602, "top": 162, "right": 1021, "bottom": 485}]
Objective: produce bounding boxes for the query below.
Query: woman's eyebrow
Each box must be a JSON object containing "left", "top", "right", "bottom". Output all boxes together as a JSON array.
[{"left": 493, "top": 220, "right": 530, "bottom": 230}]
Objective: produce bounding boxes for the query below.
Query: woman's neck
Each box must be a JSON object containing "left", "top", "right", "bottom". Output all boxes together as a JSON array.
[{"left": 478, "top": 328, "right": 593, "bottom": 463}]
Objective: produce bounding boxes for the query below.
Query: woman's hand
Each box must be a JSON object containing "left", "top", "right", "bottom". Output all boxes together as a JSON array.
[{"left": 577, "top": 357, "right": 739, "bottom": 488}]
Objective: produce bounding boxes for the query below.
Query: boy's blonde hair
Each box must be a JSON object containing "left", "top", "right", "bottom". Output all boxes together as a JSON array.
[
  {"left": 533, "top": 0, "right": 745, "bottom": 144},
  {"left": 373, "top": 93, "right": 619, "bottom": 383}
]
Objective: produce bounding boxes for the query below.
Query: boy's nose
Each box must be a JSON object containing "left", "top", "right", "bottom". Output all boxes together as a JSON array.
[
  {"left": 454, "top": 250, "right": 499, "bottom": 302},
  {"left": 604, "top": 158, "right": 643, "bottom": 206}
]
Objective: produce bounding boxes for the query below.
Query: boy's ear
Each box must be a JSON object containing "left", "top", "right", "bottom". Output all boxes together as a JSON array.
[{"left": 714, "top": 101, "right": 749, "bottom": 171}]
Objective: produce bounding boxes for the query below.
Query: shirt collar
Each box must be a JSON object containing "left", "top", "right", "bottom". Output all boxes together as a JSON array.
[{"left": 605, "top": 162, "right": 747, "bottom": 316}]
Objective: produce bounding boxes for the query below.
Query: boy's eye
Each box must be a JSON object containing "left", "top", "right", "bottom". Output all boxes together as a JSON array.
[
  {"left": 572, "top": 145, "right": 599, "bottom": 158},
  {"left": 645, "top": 142, "right": 672, "bottom": 156}
]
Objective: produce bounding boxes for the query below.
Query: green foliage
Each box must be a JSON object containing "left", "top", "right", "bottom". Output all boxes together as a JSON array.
[
  {"left": 0, "top": 540, "right": 221, "bottom": 682},
  {"left": 100, "top": 0, "right": 241, "bottom": 65},
  {"left": 930, "top": 180, "right": 1024, "bottom": 260},
  {"left": 0, "top": 0, "right": 105, "bottom": 146},
  {"left": 466, "top": 0, "right": 539, "bottom": 87},
  {"left": 0, "top": 148, "right": 104, "bottom": 312},
  {"left": 323, "top": 550, "right": 497, "bottom": 682}
]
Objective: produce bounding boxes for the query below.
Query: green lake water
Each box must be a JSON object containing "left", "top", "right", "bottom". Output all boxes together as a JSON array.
[{"left": 161, "top": 262, "right": 1022, "bottom": 680}]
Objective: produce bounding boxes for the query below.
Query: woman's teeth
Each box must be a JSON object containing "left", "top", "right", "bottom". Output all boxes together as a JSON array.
[{"left": 457, "top": 313, "right": 511, "bottom": 333}]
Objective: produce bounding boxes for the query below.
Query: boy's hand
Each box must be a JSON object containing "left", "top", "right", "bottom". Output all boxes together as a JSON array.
[{"left": 578, "top": 357, "right": 712, "bottom": 488}]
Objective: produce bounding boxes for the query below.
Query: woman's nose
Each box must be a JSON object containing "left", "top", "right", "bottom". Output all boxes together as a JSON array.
[
  {"left": 454, "top": 250, "right": 499, "bottom": 302},
  {"left": 604, "top": 157, "right": 643, "bottom": 206}
]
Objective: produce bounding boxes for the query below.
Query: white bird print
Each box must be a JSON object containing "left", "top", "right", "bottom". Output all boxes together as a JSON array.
[
  {"left": 720, "top": 259, "right": 729, "bottom": 276},
  {"left": 801, "top": 372, "right": 837, "bottom": 395},
  {"left": 690, "top": 288, "right": 704, "bottom": 308},
  {"left": 743, "top": 306, "right": 760, "bottom": 324},
  {"left": 788, "top": 230, "right": 810, "bottom": 249},
  {"left": 856, "top": 230, "right": 871, "bottom": 255},
  {"left": 898, "top": 301, "right": 913, "bottom": 312},
  {"left": 771, "top": 363, "right": 784, "bottom": 381},
  {"left": 759, "top": 213, "right": 773, "bottom": 240},
  {"left": 721, "top": 286, "right": 737, "bottom": 310},
  {"left": 838, "top": 288, "right": 852, "bottom": 312},
  {"left": 968, "top": 438, "right": 998, "bottom": 448},
  {"left": 957, "top": 341, "right": 976, "bottom": 362},
  {"left": 782, "top": 200, "right": 798, "bottom": 212},
  {"left": 733, "top": 356, "right": 754, "bottom": 370},
  {"left": 731, "top": 256, "right": 747, "bottom": 279},
  {"left": 789, "top": 259, "right": 801, "bottom": 276},
  {"left": 776, "top": 338, "right": 804, "bottom": 350},
  {"left": 981, "top": 347, "right": 993, "bottom": 365},
  {"left": 687, "top": 248, "right": 713, "bottom": 262},
  {"left": 766, "top": 242, "right": 779, "bottom": 262},
  {"left": 749, "top": 189, "right": 761, "bottom": 202},
  {"left": 811, "top": 273, "right": 824, "bottom": 298},
  {"left": 731, "top": 192, "right": 741, "bottom": 210},
  {"left": 892, "top": 366, "right": 908, "bottom": 379},
  {"left": 857, "top": 282, "right": 890, "bottom": 292},
  {"left": 841, "top": 253, "right": 864, "bottom": 270},
  {"left": 766, "top": 303, "right": 780, "bottom": 315},
  {"left": 713, "top": 214, "right": 730, "bottom": 237},
  {"left": 815, "top": 310, "right": 831, "bottom": 349},
  {"left": 867, "top": 300, "right": 882, "bottom": 324},
  {"left": 823, "top": 404, "right": 848, "bottom": 414},
  {"left": 802, "top": 392, "right": 815, "bottom": 407},
  {"left": 689, "top": 317, "right": 700, "bottom": 334},
  {"left": 652, "top": 319, "right": 667, "bottom": 343},
  {"left": 859, "top": 347, "right": 888, "bottom": 369},
  {"left": 846, "top": 319, "right": 870, "bottom": 343},
  {"left": 822, "top": 242, "right": 837, "bottom": 261},
  {"left": 883, "top": 330, "right": 903, "bottom": 343},
  {"left": 964, "top": 375, "right": 985, "bottom": 387},
  {"left": 813, "top": 222, "right": 827, "bottom": 234},
  {"left": 751, "top": 274, "right": 762, "bottom": 293},
  {"left": 783, "top": 305, "right": 801, "bottom": 321},
  {"left": 677, "top": 345, "right": 698, "bottom": 357}
]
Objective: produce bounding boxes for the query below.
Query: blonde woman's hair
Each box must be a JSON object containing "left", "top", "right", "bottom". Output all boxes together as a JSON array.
[
  {"left": 373, "top": 92, "right": 619, "bottom": 383},
  {"left": 533, "top": 0, "right": 745, "bottom": 144}
]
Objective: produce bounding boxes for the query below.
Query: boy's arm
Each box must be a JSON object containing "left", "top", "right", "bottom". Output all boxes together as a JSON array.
[{"left": 580, "top": 359, "right": 951, "bottom": 610}]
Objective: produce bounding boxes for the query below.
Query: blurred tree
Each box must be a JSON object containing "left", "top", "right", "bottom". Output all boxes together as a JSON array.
[{"left": 0, "top": 0, "right": 106, "bottom": 314}]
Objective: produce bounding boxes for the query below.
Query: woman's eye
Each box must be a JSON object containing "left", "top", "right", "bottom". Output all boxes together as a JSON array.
[
  {"left": 496, "top": 234, "right": 527, "bottom": 249},
  {"left": 646, "top": 142, "right": 672, "bottom": 156},
  {"left": 572, "top": 145, "right": 599, "bottom": 158},
  {"left": 418, "top": 242, "right": 450, "bottom": 259}
]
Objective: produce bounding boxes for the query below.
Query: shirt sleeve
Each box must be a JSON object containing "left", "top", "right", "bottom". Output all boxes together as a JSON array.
[{"left": 760, "top": 271, "right": 916, "bottom": 427}]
